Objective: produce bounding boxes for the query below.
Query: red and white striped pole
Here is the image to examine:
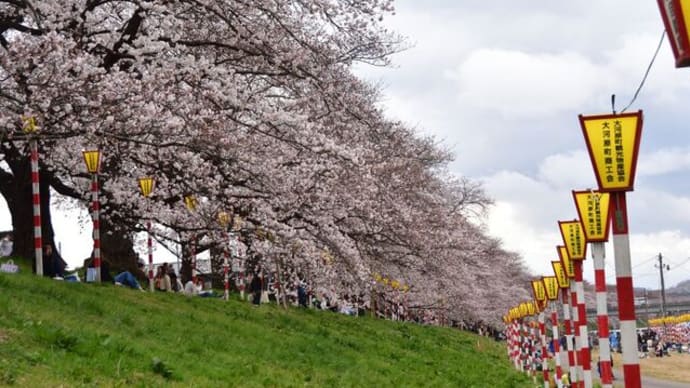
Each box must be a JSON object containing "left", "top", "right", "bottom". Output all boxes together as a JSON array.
[
  {"left": 570, "top": 281, "right": 582, "bottom": 387},
  {"left": 147, "top": 221, "right": 154, "bottom": 292},
  {"left": 520, "top": 319, "right": 527, "bottom": 373},
  {"left": 509, "top": 320, "right": 517, "bottom": 369},
  {"left": 562, "top": 288, "right": 577, "bottom": 384},
  {"left": 514, "top": 321, "right": 521, "bottom": 370},
  {"left": 90, "top": 173, "right": 101, "bottom": 282},
  {"left": 30, "top": 139, "right": 43, "bottom": 276},
  {"left": 239, "top": 259, "right": 245, "bottom": 300},
  {"left": 551, "top": 305, "right": 563, "bottom": 388},
  {"left": 574, "top": 260, "right": 592, "bottom": 388},
  {"left": 185, "top": 195, "right": 198, "bottom": 286},
  {"left": 538, "top": 311, "right": 550, "bottom": 388},
  {"left": 592, "top": 242, "right": 613, "bottom": 387},
  {"left": 138, "top": 177, "right": 155, "bottom": 291},
  {"left": 191, "top": 234, "right": 197, "bottom": 284},
  {"left": 530, "top": 321, "right": 538, "bottom": 381},
  {"left": 611, "top": 191, "right": 641, "bottom": 387},
  {"left": 223, "top": 231, "right": 230, "bottom": 300},
  {"left": 83, "top": 150, "right": 102, "bottom": 282}
]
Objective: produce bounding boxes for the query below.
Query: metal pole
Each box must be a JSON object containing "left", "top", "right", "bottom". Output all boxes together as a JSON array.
[
  {"left": 592, "top": 242, "right": 612, "bottom": 387},
  {"left": 223, "top": 231, "right": 230, "bottom": 301},
  {"left": 611, "top": 191, "right": 641, "bottom": 387},
  {"left": 238, "top": 236, "right": 245, "bottom": 300},
  {"left": 91, "top": 173, "right": 101, "bottom": 282},
  {"left": 30, "top": 139, "right": 43, "bottom": 276},
  {"left": 539, "top": 311, "right": 550, "bottom": 388},
  {"left": 551, "top": 305, "right": 563, "bottom": 388},
  {"left": 147, "top": 221, "right": 154, "bottom": 292},
  {"left": 574, "top": 261, "right": 592, "bottom": 388},
  {"left": 191, "top": 233, "right": 197, "bottom": 284},
  {"left": 569, "top": 281, "right": 582, "bottom": 386},
  {"left": 562, "top": 288, "right": 577, "bottom": 384}
]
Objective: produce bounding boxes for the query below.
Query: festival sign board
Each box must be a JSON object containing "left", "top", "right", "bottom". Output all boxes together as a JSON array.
[
  {"left": 573, "top": 190, "right": 611, "bottom": 243},
  {"left": 559, "top": 220, "right": 587, "bottom": 260},
  {"left": 579, "top": 111, "right": 643, "bottom": 192},
  {"left": 532, "top": 279, "right": 546, "bottom": 302},
  {"left": 657, "top": 0, "right": 690, "bottom": 67},
  {"left": 552, "top": 260, "right": 570, "bottom": 289},
  {"left": 543, "top": 276, "right": 559, "bottom": 300},
  {"left": 558, "top": 245, "right": 575, "bottom": 279}
]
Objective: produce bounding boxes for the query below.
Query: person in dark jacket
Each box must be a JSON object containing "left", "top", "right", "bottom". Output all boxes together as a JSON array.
[
  {"left": 44, "top": 243, "right": 66, "bottom": 279},
  {"left": 250, "top": 271, "right": 262, "bottom": 305}
]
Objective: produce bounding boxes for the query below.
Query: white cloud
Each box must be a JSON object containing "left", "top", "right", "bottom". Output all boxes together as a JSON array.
[
  {"left": 536, "top": 150, "right": 596, "bottom": 190},
  {"left": 638, "top": 147, "right": 690, "bottom": 176},
  {"left": 448, "top": 49, "right": 609, "bottom": 119}
]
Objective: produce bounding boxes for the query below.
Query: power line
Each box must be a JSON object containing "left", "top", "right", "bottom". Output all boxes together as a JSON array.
[
  {"left": 632, "top": 255, "right": 659, "bottom": 269},
  {"left": 618, "top": 29, "right": 666, "bottom": 113}
]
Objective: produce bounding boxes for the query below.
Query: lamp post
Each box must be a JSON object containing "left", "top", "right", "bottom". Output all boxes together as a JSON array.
[
  {"left": 559, "top": 220, "right": 590, "bottom": 388},
  {"left": 82, "top": 150, "right": 102, "bottom": 282},
  {"left": 138, "top": 177, "right": 155, "bottom": 292},
  {"left": 21, "top": 116, "right": 43, "bottom": 276},
  {"left": 557, "top": 245, "right": 578, "bottom": 386},
  {"left": 233, "top": 216, "right": 245, "bottom": 300},
  {"left": 218, "top": 211, "right": 231, "bottom": 301},
  {"left": 532, "top": 279, "right": 549, "bottom": 388},
  {"left": 543, "top": 276, "right": 560, "bottom": 387},
  {"left": 184, "top": 195, "right": 197, "bottom": 285},
  {"left": 573, "top": 190, "right": 613, "bottom": 388},
  {"left": 580, "top": 111, "right": 643, "bottom": 387}
]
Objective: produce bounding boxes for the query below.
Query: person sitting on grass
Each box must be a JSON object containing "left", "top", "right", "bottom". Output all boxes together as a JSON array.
[
  {"left": 114, "top": 271, "right": 145, "bottom": 291},
  {"left": 154, "top": 263, "right": 172, "bottom": 292},
  {"left": 184, "top": 277, "right": 201, "bottom": 296},
  {"left": 113, "top": 262, "right": 146, "bottom": 291}
]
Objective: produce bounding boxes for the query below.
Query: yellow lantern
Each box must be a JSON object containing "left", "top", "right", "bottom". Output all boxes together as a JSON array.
[
  {"left": 184, "top": 195, "right": 197, "bottom": 211},
  {"left": 21, "top": 115, "right": 37, "bottom": 133},
  {"left": 218, "top": 211, "right": 230, "bottom": 227},
  {"left": 138, "top": 177, "right": 154, "bottom": 197},
  {"left": 82, "top": 150, "right": 101, "bottom": 174}
]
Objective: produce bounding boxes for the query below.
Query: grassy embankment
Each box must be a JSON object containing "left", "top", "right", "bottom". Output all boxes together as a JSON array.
[{"left": 0, "top": 257, "right": 532, "bottom": 387}]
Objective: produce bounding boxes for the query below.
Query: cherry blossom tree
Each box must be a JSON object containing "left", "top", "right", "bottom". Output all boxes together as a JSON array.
[{"left": 1, "top": 0, "right": 531, "bottom": 326}]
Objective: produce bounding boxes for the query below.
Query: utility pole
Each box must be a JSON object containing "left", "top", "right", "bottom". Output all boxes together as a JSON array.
[{"left": 655, "top": 253, "right": 670, "bottom": 317}]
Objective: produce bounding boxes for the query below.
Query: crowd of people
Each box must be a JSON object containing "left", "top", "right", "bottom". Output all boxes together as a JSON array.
[{"left": 2, "top": 238, "right": 503, "bottom": 339}]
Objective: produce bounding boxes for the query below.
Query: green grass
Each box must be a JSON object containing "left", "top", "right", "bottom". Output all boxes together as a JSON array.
[{"left": 0, "top": 257, "right": 532, "bottom": 387}]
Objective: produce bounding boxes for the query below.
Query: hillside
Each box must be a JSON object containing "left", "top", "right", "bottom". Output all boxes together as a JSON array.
[{"left": 0, "top": 259, "right": 531, "bottom": 387}]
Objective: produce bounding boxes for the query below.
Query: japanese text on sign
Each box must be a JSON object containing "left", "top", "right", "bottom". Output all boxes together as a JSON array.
[{"left": 559, "top": 221, "right": 586, "bottom": 260}]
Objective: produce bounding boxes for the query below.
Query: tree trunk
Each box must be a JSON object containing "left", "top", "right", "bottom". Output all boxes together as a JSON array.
[
  {"left": 98, "top": 214, "right": 141, "bottom": 277},
  {"left": 1, "top": 145, "right": 63, "bottom": 275},
  {"left": 1, "top": 142, "right": 142, "bottom": 279}
]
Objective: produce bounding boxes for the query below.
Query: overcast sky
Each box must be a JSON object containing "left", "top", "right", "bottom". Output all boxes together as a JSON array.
[
  {"left": 354, "top": 0, "right": 690, "bottom": 291},
  {"left": 3, "top": 1, "right": 690, "bottom": 292}
]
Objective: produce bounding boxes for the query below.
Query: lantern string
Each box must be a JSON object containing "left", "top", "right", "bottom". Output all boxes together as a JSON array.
[{"left": 620, "top": 29, "right": 666, "bottom": 113}]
